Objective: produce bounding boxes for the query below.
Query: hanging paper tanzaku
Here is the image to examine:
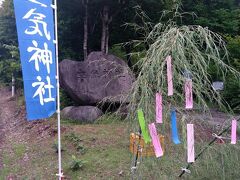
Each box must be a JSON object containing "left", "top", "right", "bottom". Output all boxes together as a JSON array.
[
  {"left": 231, "top": 119, "right": 237, "bottom": 144},
  {"left": 187, "top": 124, "right": 195, "bottom": 162},
  {"left": 137, "top": 109, "right": 151, "bottom": 144},
  {"left": 185, "top": 79, "right": 193, "bottom": 109},
  {"left": 148, "top": 123, "right": 163, "bottom": 157},
  {"left": 166, "top": 55, "right": 173, "bottom": 96},
  {"left": 13, "top": 0, "right": 57, "bottom": 120},
  {"left": 171, "top": 109, "right": 181, "bottom": 144},
  {"left": 156, "top": 93, "right": 163, "bottom": 123}
]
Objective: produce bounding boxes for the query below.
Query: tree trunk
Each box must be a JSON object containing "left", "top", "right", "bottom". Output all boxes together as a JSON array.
[
  {"left": 83, "top": 0, "right": 88, "bottom": 60},
  {"left": 101, "top": 22, "right": 106, "bottom": 54},
  {"left": 105, "top": 24, "right": 109, "bottom": 54},
  {"left": 125, "top": 44, "right": 132, "bottom": 68},
  {"left": 12, "top": 73, "right": 15, "bottom": 97},
  {"left": 101, "top": 5, "right": 109, "bottom": 54}
]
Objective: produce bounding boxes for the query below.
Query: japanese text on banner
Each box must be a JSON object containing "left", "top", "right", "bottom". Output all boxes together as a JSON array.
[{"left": 14, "top": 0, "right": 56, "bottom": 120}]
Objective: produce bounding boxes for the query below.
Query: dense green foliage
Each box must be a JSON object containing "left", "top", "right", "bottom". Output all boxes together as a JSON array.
[
  {"left": 0, "top": 0, "right": 239, "bottom": 109},
  {"left": 181, "top": 1, "right": 240, "bottom": 110},
  {"left": 0, "top": 0, "right": 19, "bottom": 86}
]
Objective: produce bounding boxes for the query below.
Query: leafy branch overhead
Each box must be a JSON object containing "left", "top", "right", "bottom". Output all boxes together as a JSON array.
[{"left": 126, "top": 7, "right": 240, "bottom": 125}]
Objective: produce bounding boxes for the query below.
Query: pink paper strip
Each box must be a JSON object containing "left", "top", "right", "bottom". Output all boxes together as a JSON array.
[
  {"left": 187, "top": 124, "right": 195, "bottom": 163},
  {"left": 231, "top": 119, "right": 237, "bottom": 144},
  {"left": 185, "top": 79, "right": 193, "bottom": 109},
  {"left": 148, "top": 123, "right": 163, "bottom": 158},
  {"left": 166, "top": 55, "right": 173, "bottom": 96},
  {"left": 156, "top": 93, "right": 163, "bottom": 123}
]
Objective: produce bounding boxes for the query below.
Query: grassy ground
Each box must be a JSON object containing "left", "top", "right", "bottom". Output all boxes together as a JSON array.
[
  {"left": 0, "top": 116, "right": 131, "bottom": 179},
  {"left": 1, "top": 92, "right": 240, "bottom": 179},
  {"left": 2, "top": 115, "right": 240, "bottom": 180}
]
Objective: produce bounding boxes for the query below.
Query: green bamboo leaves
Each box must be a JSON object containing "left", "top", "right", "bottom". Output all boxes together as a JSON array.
[{"left": 127, "top": 9, "right": 240, "bottom": 126}]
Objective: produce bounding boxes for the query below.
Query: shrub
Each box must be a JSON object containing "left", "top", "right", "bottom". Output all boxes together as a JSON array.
[{"left": 69, "top": 155, "right": 86, "bottom": 171}]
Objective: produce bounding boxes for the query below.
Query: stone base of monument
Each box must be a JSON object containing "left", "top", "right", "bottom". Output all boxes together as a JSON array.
[{"left": 61, "top": 106, "right": 103, "bottom": 123}]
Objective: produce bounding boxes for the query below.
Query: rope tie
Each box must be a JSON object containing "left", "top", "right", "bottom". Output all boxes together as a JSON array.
[
  {"left": 212, "top": 133, "right": 230, "bottom": 140},
  {"left": 181, "top": 167, "right": 191, "bottom": 174},
  {"left": 212, "top": 133, "right": 231, "bottom": 143},
  {"left": 56, "top": 170, "right": 64, "bottom": 179}
]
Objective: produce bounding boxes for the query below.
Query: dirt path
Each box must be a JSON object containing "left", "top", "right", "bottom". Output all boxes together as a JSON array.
[
  {"left": 0, "top": 87, "right": 28, "bottom": 171},
  {"left": 0, "top": 97, "right": 4, "bottom": 169},
  {"left": 0, "top": 87, "right": 13, "bottom": 169},
  {"left": 0, "top": 87, "right": 59, "bottom": 178}
]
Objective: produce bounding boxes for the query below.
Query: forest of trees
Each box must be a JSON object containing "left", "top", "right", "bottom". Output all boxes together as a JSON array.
[{"left": 0, "top": 0, "right": 240, "bottom": 110}]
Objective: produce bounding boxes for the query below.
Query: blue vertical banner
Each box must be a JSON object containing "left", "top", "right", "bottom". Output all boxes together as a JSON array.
[{"left": 13, "top": 0, "right": 56, "bottom": 120}]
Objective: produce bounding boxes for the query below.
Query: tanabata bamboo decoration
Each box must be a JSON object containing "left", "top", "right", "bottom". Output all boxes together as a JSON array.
[
  {"left": 171, "top": 109, "right": 181, "bottom": 144},
  {"left": 137, "top": 109, "right": 151, "bottom": 144},
  {"left": 185, "top": 79, "right": 193, "bottom": 109},
  {"left": 231, "top": 119, "right": 237, "bottom": 144},
  {"left": 166, "top": 55, "right": 173, "bottom": 96},
  {"left": 187, "top": 124, "right": 195, "bottom": 162},
  {"left": 148, "top": 123, "right": 164, "bottom": 157},
  {"left": 156, "top": 93, "right": 163, "bottom": 123}
]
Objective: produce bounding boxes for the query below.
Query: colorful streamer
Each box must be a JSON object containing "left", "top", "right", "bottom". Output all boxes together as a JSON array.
[
  {"left": 231, "top": 119, "right": 237, "bottom": 144},
  {"left": 137, "top": 109, "right": 151, "bottom": 144},
  {"left": 156, "top": 93, "right": 163, "bottom": 123},
  {"left": 185, "top": 79, "right": 193, "bottom": 109},
  {"left": 171, "top": 109, "right": 181, "bottom": 144},
  {"left": 187, "top": 124, "right": 195, "bottom": 163},
  {"left": 166, "top": 55, "right": 173, "bottom": 96},
  {"left": 148, "top": 123, "right": 164, "bottom": 157}
]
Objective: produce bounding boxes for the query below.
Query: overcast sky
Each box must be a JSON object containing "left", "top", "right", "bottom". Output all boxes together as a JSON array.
[{"left": 0, "top": 0, "right": 3, "bottom": 7}]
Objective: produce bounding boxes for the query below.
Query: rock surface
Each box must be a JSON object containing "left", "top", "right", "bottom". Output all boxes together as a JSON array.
[
  {"left": 59, "top": 51, "right": 134, "bottom": 105},
  {"left": 61, "top": 106, "right": 103, "bottom": 123}
]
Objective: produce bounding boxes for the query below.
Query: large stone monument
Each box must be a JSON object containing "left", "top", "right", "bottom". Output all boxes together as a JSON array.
[{"left": 59, "top": 51, "right": 135, "bottom": 105}]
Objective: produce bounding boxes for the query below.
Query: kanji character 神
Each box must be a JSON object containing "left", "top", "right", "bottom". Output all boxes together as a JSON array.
[{"left": 28, "top": 40, "right": 53, "bottom": 74}]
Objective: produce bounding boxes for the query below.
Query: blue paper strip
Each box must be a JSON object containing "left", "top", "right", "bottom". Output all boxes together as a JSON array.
[
  {"left": 171, "top": 109, "right": 181, "bottom": 144},
  {"left": 13, "top": 0, "right": 56, "bottom": 120}
]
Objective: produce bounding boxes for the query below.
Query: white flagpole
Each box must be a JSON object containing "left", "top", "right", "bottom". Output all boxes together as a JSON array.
[{"left": 53, "top": 0, "right": 62, "bottom": 179}]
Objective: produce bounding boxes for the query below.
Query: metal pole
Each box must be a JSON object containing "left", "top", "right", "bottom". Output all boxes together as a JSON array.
[{"left": 53, "top": 0, "right": 62, "bottom": 179}]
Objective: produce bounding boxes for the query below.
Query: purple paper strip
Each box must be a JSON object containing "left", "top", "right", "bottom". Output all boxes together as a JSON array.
[
  {"left": 148, "top": 123, "right": 164, "bottom": 158},
  {"left": 166, "top": 55, "right": 173, "bottom": 96},
  {"left": 231, "top": 119, "right": 237, "bottom": 144},
  {"left": 185, "top": 79, "right": 193, "bottom": 109},
  {"left": 156, "top": 93, "right": 163, "bottom": 123},
  {"left": 187, "top": 124, "right": 195, "bottom": 163}
]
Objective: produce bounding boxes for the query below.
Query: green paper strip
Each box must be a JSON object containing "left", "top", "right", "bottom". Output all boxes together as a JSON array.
[{"left": 137, "top": 109, "right": 151, "bottom": 144}]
